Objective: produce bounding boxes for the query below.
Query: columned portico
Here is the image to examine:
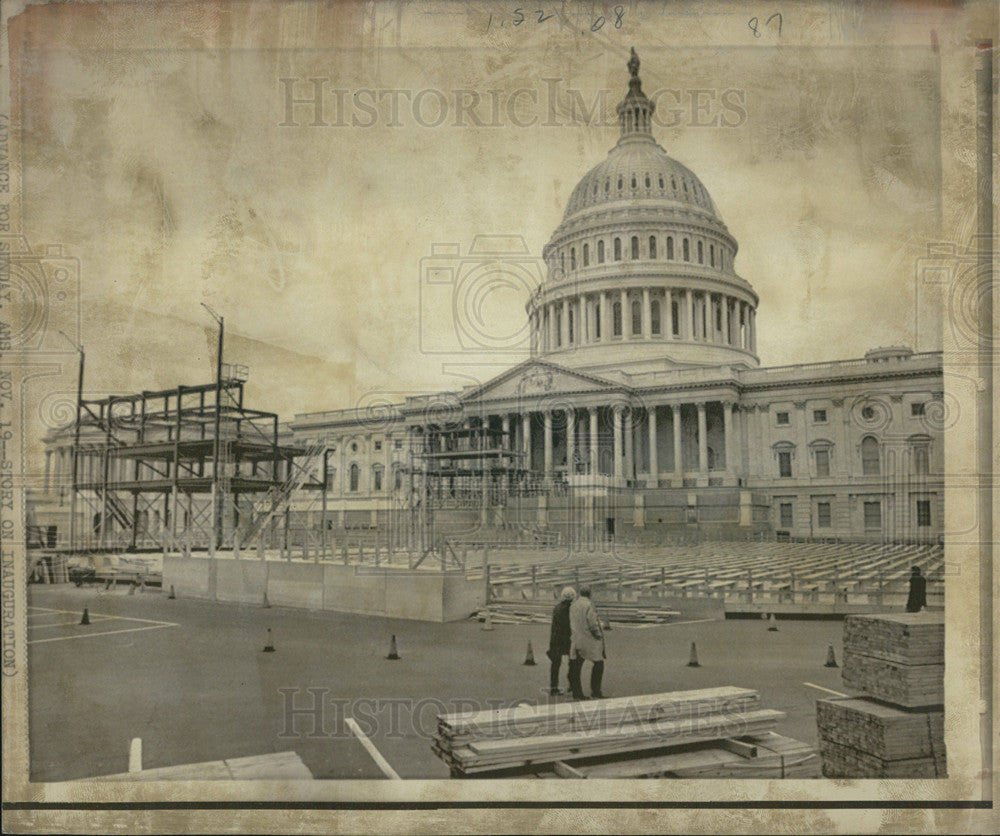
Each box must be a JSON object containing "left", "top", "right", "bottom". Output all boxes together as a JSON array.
[
  {"left": 589, "top": 407, "right": 599, "bottom": 476},
  {"left": 697, "top": 402, "right": 708, "bottom": 482},
  {"left": 613, "top": 406, "right": 623, "bottom": 481}
]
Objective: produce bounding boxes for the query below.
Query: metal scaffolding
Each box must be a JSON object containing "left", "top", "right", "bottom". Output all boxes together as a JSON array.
[{"left": 69, "top": 373, "right": 325, "bottom": 553}]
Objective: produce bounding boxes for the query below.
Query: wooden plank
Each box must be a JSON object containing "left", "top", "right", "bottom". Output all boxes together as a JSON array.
[
  {"left": 553, "top": 760, "right": 586, "bottom": 779},
  {"left": 816, "top": 698, "right": 943, "bottom": 761},
  {"left": 719, "top": 738, "right": 758, "bottom": 759},
  {"left": 439, "top": 687, "right": 758, "bottom": 736}
]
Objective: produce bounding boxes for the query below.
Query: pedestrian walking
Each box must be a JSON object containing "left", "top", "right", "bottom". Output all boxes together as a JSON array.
[
  {"left": 568, "top": 586, "right": 606, "bottom": 700},
  {"left": 906, "top": 566, "right": 927, "bottom": 613},
  {"left": 546, "top": 586, "right": 576, "bottom": 695}
]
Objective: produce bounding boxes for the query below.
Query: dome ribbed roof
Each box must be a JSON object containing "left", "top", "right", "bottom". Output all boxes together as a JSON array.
[
  {"left": 559, "top": 47, "right": 720, "bottom": 223},
  {"left": 563, "top": 142, "right": 719, "bottom": 219}
]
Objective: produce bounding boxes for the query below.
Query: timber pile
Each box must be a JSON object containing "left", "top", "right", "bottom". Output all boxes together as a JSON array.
[
  {"left": 816, "top": 699, "right": 945, "bottom": 779},
  {"left": 434, "top": 687, "right": 808, "bottom": 777},
  {"left": 575, "top": 732, "right": 819, "bottom": 778},
  {"left": 840, "top": 613, "right": 944, "bottom": 707},
  {"left": 817, "top": 612, "right": 946, "bottom": 778}
]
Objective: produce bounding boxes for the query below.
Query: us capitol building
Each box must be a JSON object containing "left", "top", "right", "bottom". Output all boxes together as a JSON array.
[
  {"left": 36, "top": 52, "right": 944, "bottom": 551},
  {"left": 290, "top": 51, "right": 944, "bottom": 547}
]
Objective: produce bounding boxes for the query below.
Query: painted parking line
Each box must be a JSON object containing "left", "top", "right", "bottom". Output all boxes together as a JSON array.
[
  {"left": 803, "top": 681, "right": 849, "bottom": 698},
  {"left": 26, "top": 607, "right": 178, "bottom": 645},
  {"left": 28, "top": 614, "right": 116, "bottom": 627},
  {"left": 345, "top": 717, "right": 402, "bottom": 780}
]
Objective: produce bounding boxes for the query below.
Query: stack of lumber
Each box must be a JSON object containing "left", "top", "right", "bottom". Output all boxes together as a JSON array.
[
  {"left": 840, "top": 613, "right": 944, "bottom": 707},
  {"left": 575, "top": 732, "right": 819, "bottom": 778},
  {"left": 816, "top": 699, "right": 945, "bottom": 778},
  {"left": 817, "top": 612, "right": 946, "bottom": 778},
  {"left": 434, "top": 687, "right": 800, "bottom": 777}
]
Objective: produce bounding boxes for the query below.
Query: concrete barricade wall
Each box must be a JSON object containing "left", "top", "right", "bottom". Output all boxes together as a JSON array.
[
  {"left": 267, "top": 563, "right": 324, "bottom": 610},
  {"left": 214, "top": 559, "right": 268, "bottom": 605},
  {"left": 164, "top": 555, "right": 483, "bottom": 622},
  {"left": 163, "top": 555, "right": 211, "bottom": 599}
]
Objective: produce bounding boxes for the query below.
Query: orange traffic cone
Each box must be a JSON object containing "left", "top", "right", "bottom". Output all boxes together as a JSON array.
[
  {"left": 824, "top": 644, "right": 838, "bottom": 668},
  {"left": 767, "top": 613, "right": 778, "bottom": 632},
  {"left": 80, "top": 607, "right": 90, "bottom": 625},
  {"left": 523, "top": 641, "right": 536, "bottom": 666},
  {"left": 687, "top": 641, "right": 701, "bottom": 667},
  {"left": 386, "top": 634, "right": 400, "bottom": 660},
  {"left": 262, "top": 628, "right": 275, "bottom": 652},
  {"left": 168, "top": 584, "right": 176, "bottom": 599}
]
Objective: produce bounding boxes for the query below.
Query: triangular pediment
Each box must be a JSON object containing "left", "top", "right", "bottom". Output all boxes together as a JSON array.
[{"left": 461, "top": 360, "right": 627, "bottom": 403}]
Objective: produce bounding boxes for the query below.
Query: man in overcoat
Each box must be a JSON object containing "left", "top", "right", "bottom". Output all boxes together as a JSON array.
[{"left": 568, "top": 586, "right": 606, "bottom": 700}]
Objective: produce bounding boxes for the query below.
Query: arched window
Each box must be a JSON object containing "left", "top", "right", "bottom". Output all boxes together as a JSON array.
[
  {"left": 630, "top": 174, "right": 637, "bottom": 188},
  {"left": 554, "top": 308, "right": 562, "bottom": 347},
  {"left": 710, "top": 244, "right": 715, "bottom": 267},
  {"left": 645, "top": 174, "right": 651, "bottom": 188},
  {"left": 861, "top": 436, "right": 880, "bottom": 476},
  {"left": 394, "top": 467, "right": 403, "bottom": 491},
  {"left": 632, "top": 299, "right": 642, "bottom": 335},
  {"left": 658, "top": 175, "right": 664, "bottom": 188},
  {"left": 697, "top": 240, "right": 704, "bottom": 264},
  {"left": 612, "top": 301, "right": 622, "bottom": 336},
  {"left": 617, "top": 176, "right": 623, "bottom": 190},
  {"left": 349, "top": 463, "right": 360, "bottom": 492},
  {"left": 560, "top": 251, "right": 565, "bottom": 272},
  {"left": 582, "top": 243, "right": 589, "bottom": 267},
  {"left": 604, "top": 178, "right": 610, "bottom": 193},
  {"left": 597, "top": 240, "right": 605, "bottom": 263},
  {"left": 650, "top": 299, "right": 661, "bottom": 335},
  {"left": 593, "top": 299, "right": 601, "bottom": 340},
  {"left": 373, "top": 466, "right": 383, "bottom": 492},
  {"left": 683, "top": 238, "right": 690, "bottom": 262},
  {"left": 671, "top": 300, "right": 680, "bottom": 336},
  {"left": 613, "top": 238, "right": 622, "bottom": 261},
  {"left": 649, "top": 236, "right": 657, "bottom": 259},
  {"left": 666, "top": 237, "right": 674, "bottom": 260},
  {"left": 568, "top": 307, "right": 575, "bottom": 343},
  {"left": 570, "top": 248, "right": 576, "bottom": 270},
  {"left": 631, "top": 236, "right": 639, "bottom": 259}
]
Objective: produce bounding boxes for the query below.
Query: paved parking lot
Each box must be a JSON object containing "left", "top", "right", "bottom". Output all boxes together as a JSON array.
[{"left": 28, "top": 584, "right": 847, "bottom": 782}]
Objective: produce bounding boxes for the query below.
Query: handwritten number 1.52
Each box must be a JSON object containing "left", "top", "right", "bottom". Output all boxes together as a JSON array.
[{"left": 748, "top": 13, "right": 782, "bottom": 37}]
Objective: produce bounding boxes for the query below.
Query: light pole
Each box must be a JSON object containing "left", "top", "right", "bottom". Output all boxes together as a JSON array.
[
  {"left": 201, "top": 304, "right": 224, "bottom": 554},
  {"left": 59, "top": 331, "right": 84, "bottom": 553}
]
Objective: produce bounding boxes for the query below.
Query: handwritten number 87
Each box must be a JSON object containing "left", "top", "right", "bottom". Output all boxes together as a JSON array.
[{"left": 748, "top": 13, "right": 782, "bottom": 37}]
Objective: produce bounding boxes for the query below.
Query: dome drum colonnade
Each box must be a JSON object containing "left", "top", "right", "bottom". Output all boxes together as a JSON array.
[{"left": 517, "top": 49, "right": 757, "bottom": 487}]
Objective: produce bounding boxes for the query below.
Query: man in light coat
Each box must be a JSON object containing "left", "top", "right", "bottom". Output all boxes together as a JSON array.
[{"left": 568, "top": 586, "right": 605, "bottom": 700}]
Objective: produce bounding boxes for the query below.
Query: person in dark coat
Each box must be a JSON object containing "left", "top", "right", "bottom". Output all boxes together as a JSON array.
[
  {"left": 547, "top": 587, "right": 576, "bottom": 695},
  {"left": 906, "top": 566, "right": 927, "bottom": 613}
]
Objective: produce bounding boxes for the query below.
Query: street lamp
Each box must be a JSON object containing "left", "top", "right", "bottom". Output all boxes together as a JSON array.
[{"left": 201, "top": 304, "right": 224, "bottom": 553}]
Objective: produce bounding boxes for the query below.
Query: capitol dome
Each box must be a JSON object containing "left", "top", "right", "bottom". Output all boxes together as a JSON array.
[{"left": 529, "top": 49, "right": 759, "bottom": 376}]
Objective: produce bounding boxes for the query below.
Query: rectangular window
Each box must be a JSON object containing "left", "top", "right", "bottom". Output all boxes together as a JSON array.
[
  {"left": 916, "top": 499, "right": 931, "bottom": 527},
  {"left": 779, "top": 502, "right": 793, "bottom": 528},
  {"left": 374, "top": 440, "right": 382, "bottom": 451},
  {"left": 778, "top": 451, "right": 792, "bottom": 478},
  {"left": 815, "top": 448, "right": 830, "bottom": 477},
  {"left": 394, "top": 439, "right": 403, "bottom": 450},
  {"left": 374, "top": 469, "right": 383, "bottom": 491},
  {"left": 911, "top": 402, "right": 925, "bottom": 416},
  {"left": 776, "top": 411, "right": 790, "bottom": 425},
  {"left": 863, "top": 501, "right": 882, "bottom": 530},
  {"left": 813, "top": 409, "right": 827, "bottom": 423},
  {"left": 817, "top": 501, "right": 831, "bottom": 528}
]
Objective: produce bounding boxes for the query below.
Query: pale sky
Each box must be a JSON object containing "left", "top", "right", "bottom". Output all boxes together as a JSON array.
[{"left": 12, "top": 0, "right": 966, "bottom": 444}]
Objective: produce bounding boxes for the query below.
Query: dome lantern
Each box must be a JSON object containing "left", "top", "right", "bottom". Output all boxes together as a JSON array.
[{"left": 616, "top": 48, "right": 656, "bottom": 145}]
